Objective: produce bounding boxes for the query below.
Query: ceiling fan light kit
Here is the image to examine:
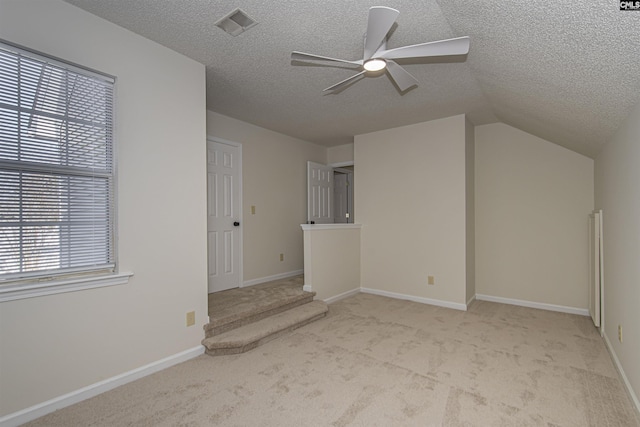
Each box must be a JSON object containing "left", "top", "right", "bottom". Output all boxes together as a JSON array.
[
  {"left": 291, "top": 6, "right": 470, "bottom": 93},
  {"left": 363, "top": 58, "right": 387, "bottom": 72}
]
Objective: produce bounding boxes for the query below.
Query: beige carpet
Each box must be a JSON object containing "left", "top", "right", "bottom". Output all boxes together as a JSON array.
[{"left": 26, "top": 293, "right": 640, "bottom": 426}]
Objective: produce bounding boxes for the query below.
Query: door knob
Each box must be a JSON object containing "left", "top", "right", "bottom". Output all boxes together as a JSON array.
[{"left": 233, "top": 222, "right": 240, "bottom": 227}]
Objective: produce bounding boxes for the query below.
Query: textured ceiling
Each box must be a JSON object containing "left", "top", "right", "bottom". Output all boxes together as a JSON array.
[{"left": 63, "top": 0, "right": 640, "bottom": 158}]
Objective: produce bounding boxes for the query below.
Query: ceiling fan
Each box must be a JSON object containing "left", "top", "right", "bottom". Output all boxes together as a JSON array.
[{"left": 291, "top": 6, "right": 470, "bottom": 93}]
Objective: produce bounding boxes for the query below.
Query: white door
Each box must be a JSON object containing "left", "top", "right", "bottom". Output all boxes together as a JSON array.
[
  {"left": 307, "top": 161, "right": 333, "bottom": 224},
  {"left": 589, "top": 210, "right": 603, "bottom": 328},
  {"left": 207, "top": 140, "right": 242, "bottom": 293}
]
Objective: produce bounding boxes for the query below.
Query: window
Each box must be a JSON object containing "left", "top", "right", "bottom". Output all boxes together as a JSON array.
[{"left": 0, "top": 40, "right": 128, "bottom": 300}]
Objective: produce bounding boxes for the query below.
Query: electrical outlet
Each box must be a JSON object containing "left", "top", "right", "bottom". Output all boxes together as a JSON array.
[
  {"left": 280, "top": 253, "right": 284, "bottom": 262},
  {"left": 186, "top": 311, "right": 195, "bottom": 327},
  {"left": 251, "top": 205, "right": 256, "bottom": 215},
  {"left": 618, "top": 324, "right": 623, "bottom": 343},
  {"left": 428, "top": 275, "right": 435, "bottom": 285}
]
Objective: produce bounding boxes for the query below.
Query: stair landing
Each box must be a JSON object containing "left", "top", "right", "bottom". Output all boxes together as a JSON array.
[{"left": 203, "top": 275, "right": 328, "bottom": 355}]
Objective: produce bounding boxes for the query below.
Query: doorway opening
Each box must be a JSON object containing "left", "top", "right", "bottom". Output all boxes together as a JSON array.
[
  {"left": 333, "top": 167, "right": 353, "bottom": 224},
  {"left": 307, "top": 161, "right": 354, "bottom": 224}
]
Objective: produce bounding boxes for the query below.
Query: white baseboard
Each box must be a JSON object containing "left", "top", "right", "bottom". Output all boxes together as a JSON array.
[
  {"left": 0, "top": 346, "right": 204, "bottom": 427},
  {"left": 242, "top": 270, "right": 304, "bottom": 288},
  {"left": 361, "top": 288, "right": 467, "bottom": 311},
  {"left": 324, "top": 288, "right": 360, "bottom": 304},
  {"left": 603, "top": 332, "right": 640, "bottom": 414},
  {"left": 475, "top": 294, "right": 589, "bottom": 316},
  {"left": 303, "top": 284, "right": 313, "bottom": 292}
]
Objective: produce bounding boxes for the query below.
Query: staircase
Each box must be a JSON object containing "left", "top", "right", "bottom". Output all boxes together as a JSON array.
[{"left": 202, "top": 278, "right": 328, "bottom": 356}]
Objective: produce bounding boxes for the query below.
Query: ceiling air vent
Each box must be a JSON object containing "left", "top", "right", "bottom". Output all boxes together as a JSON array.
[{"left": 215, "top": 8, "right": 258, "bottom": 36}]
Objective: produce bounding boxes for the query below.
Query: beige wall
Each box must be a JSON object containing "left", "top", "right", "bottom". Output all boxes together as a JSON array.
[
  {"left": 355, "top": 115, "right": 469, "bottom": 305},
  {"left": 0, "top": 0, "right": 207, "bottom": 417},
  {"left": 327, "top": 143, "right": 354, "bottom": 165},
  {"left": 595, "top": 101, "right": 640, "bottom": 405},
  {"left": 206, "top": 112, "right": 326, "bottom": 282},
  {"left": 475, "top": 123, "right": 593, "bottom": 309},
  {"left": 302, "top": 226, "right": 361, "bottom": 301}
]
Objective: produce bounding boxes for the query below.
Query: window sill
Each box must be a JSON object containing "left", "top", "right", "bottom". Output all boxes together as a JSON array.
[{"left": 0, "top": 272, "right": 133, "bottom": 303}]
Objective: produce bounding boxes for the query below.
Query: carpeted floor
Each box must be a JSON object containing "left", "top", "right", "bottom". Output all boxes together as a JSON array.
[{"left": 26, "top": 293, "right": 640, "bottom": 426}]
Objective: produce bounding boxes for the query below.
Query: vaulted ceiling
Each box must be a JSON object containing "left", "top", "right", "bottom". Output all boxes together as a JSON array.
[{"left": 64, "top": 0, "right": 640, "bottom": 158}]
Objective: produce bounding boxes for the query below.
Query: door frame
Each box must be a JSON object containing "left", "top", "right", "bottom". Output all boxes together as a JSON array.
[
  {"left": 206, "top": 136, "right": 243, "bottom": 290},
  {"left": 333, "top": 168, "right": 354, "bottom": 223},
  {"left": 331, "top": 161, "right": 354, "bottom": 223},
  {"left": 588, "top": 209, "right": 604, "bottom": 335}
]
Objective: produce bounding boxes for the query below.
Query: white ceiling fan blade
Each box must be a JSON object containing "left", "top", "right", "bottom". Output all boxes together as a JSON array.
[
  {"left": 363, "top": 6, "right": 399, "bottom": 60},
  {"left": 291, "top": 51, "right": 363, "bottom": 67},
  {"left": 323, "top": 71, "right": 367, "bottom": 92},
  {"left": 379, "top": 36, "right": 470, "bottom": 60},
  {"left": 385, "top": 61, "right": 418, "bottom": 92}
]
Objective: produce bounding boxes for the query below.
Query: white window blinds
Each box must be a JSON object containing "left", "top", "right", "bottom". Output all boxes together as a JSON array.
[{"left": 0, "top": 41, "right": 116, "bottom": 282}]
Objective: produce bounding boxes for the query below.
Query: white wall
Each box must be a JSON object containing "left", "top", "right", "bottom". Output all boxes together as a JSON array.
[
  {"left": 355, "top": 115, "right": 469, "bottom": 306},
  {"left": 0, "top": 0, "right": 207, "bottom": 417},
  {"left": 475, "top": 123, "right": 593, "bottom": 309},
  {"left": 302, "top": 226, "right": 361, "bottom": 301},
  {"left": 206, "top": 112, "right": 326, "bottom": 283},
  {"left": 595, "top": 101, "right": 640, "bottom": 407}
]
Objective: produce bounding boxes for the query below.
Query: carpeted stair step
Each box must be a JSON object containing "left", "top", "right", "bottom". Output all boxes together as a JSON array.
[
  {"left": 202, "top": 300, "right": 328, "bottom": 356},
  {"left": 204, "top": 290, "right": 316, "bottom": 338}
]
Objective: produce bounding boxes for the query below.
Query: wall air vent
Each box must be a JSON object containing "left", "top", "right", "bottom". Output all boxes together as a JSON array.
[{"left": 215, "top": 8, "right": 258, "bottom": 36}]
